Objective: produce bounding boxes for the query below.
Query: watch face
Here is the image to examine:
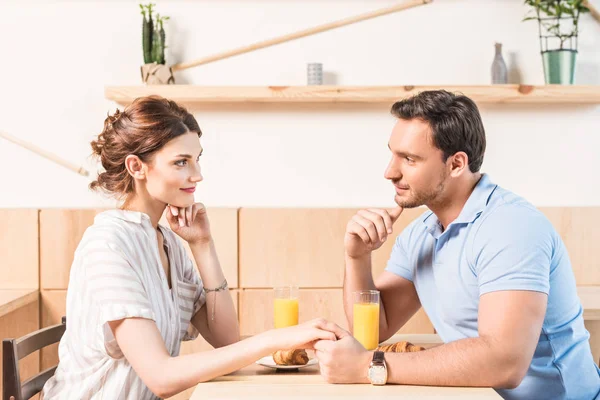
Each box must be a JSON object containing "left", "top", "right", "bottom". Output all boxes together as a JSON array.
[{"left": 368, "top": 365, "right": 387, "bottom": 385}]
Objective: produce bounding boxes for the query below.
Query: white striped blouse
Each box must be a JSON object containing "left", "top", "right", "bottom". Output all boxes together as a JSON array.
[{"left": 41, "top": 209, "right": 206, "bottom": 400}]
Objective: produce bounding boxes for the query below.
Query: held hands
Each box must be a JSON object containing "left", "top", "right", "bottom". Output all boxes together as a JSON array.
[
  {"left": 166, "top": 203, "right": 212, "bottom": 245},
  {"left": 314, "top": 328, "right": 372, "bottom": 384},
  {"left": 267, "top": 319, "right": 347, "bottom": 352},
  {"left": 344, "top": 206, "right": 403, "bottom": 259}
]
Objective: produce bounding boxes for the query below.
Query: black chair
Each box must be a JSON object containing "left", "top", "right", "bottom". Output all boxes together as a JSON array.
[{"left": 3, "top": 316, "right": 66, "bottom": 400}]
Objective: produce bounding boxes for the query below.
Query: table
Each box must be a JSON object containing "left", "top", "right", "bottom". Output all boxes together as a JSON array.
[{"left": 190, "top": 334, "right": 501, "bottom": 399}]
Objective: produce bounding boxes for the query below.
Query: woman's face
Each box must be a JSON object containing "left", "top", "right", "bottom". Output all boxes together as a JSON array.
[{"left": 143, "top": 132, "right": 203, "bottom": 208}]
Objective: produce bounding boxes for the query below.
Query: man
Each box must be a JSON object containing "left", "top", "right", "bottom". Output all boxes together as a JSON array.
[{"left": 314, "top": 90, "right": 600, "bottom": 400}]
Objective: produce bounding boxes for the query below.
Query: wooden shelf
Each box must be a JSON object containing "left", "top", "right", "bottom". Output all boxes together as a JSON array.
[
  {"left": 0, "top": 289, "right": 38, "bottom": 319},
  {"left": 105, "top": 85, "right": 600, "bottom": 107}
]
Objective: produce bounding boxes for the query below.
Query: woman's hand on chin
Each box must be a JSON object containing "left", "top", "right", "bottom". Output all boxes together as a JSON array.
[{"left": 166, "top": 203, "right": 212, "bottom": 245}]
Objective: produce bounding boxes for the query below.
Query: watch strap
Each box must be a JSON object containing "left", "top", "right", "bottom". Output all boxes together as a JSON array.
[{"left": 372, "top": 351, "right": 385, "bottom": 364}]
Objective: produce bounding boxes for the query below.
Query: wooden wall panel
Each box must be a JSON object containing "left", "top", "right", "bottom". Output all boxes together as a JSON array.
[
  {"left": 206, "top": 208, "right": 238, "bottom": 288},
  {"left": 239, "top": 209, "right": 353, "bottom": 288},
  {"left": 239, "top": 208, "right": 428, "bottom": 288},
  {"left": 0, "top": 209, "right": 39, "bottom": 289},
  {"left": 541, "top": 207, "right": 600, "bottom": 285},
  {"left": 239, "top": 289, "right": 346, "bottom": 336},
  {"left": 397, "top": 308, "right": 434, "bottom": 334},
  {"left": 40, "top": 209, "right": 102, "bottom": 289},
  {"left": 0, "top": 300, "right": 40, "bottom": 396},
  {"left": 238, "top": 288, "right": 433, "bottom": 337},
  {"left": 40, "top": 290, "right": 67, "bottom": 370},
  {"left": 585, "top": 320, "right": 600, "bottom": 367}
]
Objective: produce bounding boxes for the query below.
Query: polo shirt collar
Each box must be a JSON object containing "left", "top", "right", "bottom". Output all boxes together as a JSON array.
[
  {"left": 453, "top": 173, "right": 497, "bottom": 224},
  {"left": 422, "top": 174, "right": 497, "bottom": 235}
]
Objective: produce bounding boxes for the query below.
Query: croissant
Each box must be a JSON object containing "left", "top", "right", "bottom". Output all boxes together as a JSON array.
[
  {"left": 272, "top": 349, "right": 309, "bottom": 366},
  {"left": 376, "top": 341, "right": 425, "bottom": 353}
]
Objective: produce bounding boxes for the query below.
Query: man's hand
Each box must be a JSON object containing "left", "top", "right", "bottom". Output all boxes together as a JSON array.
[
  {"left": 313, "top": 328, "right": 372, "bottom": 384},
  {"left": 344, "top": 207, "right": 403, "bottom": 259}
]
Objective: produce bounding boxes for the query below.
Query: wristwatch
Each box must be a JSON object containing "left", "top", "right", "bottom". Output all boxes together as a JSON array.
[{"left": 367, "top": 351, "right": 388, "bottom": 385}]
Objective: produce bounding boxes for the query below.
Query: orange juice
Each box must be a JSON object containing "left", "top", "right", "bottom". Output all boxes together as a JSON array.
[
  {"left": 274, "top": 298, "right": 299, "bottom": 328},
  {"left": 353, "top": 302, "right": 380, "bottom": 350}
]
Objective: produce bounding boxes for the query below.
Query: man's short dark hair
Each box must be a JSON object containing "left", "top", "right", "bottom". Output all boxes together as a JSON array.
[{"left": 390, "top": 90, "right": 486, "bottom": 173}]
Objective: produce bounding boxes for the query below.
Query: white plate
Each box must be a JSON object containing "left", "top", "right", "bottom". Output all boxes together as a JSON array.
[{"left": 256, "top": 356, "right": 318, "bottom": 370}]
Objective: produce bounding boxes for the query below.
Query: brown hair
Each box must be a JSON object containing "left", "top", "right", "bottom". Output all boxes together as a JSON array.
[
  {"left": 391, "top": 90, "right": 486, "bottom": 173},
  {"left": 90, "top": 96, "right": 202, "bottom": 198}
]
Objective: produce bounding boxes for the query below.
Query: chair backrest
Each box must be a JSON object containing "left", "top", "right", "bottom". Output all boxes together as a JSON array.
[{"left": 2, "top": 316, "right": 66, "bottom": 400}]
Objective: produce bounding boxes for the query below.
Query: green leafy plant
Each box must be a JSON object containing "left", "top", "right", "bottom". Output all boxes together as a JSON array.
[
  {"left": 140, "top": 3, "right": 170, "bottom": 64},
  {"left": 523, "top": 0, "right": 590, "bottom": 49}
]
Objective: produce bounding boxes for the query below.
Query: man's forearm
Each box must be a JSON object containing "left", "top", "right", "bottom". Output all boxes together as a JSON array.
[{"left": 384, "top": 336, "right": 523, "bottom": 389}]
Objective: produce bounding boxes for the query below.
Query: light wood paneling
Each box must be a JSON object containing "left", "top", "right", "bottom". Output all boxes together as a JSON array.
[
  {"left": 579, "top": 286, "right": 600, "bottom": 321},
  {"left": 206, "top": 208, "right": 238, "bottom": 288},
  {"left": 159, "top": 208, "right": 239, "bottom": 288},
  {"left": 40, "top": 209, "right": 102, "bottom": 289},
  {"left": 0, "top": 209, "right": 39, "bottom": 289},
  {"left": 239, "top": 209, "right": 352, "bottom": 288},
  {"left": 169, "top": 290, "right": 239, "bottom": 400},
  {"left": 239, "top": 208, "right": 427, "bottom": 288},
  {"left": 240, "top": 208, "right": 426, "bottom": 288},
  {"left": 239, "top": 289, "right": 345, "bottom": 336},
  {"left": 238, "top": 288, "right": 433, "bottom": 337},
  {"left": 40, "top": 290, "right": 67, "bottom": 370},
  {"left": 0, "top": 300, "right": 40, "bottom": 396},
  {"left": 397, "top": 308, "right": 434, "bottom": 334},
  {"left": 541, "top": 207, "right": 600, "bottom": 285},
  {"left": 240, "top": 207, "right": 598, "bottom": 287},
  {"left": 585, "top": 320, "right": 600, "bottom": 366}
]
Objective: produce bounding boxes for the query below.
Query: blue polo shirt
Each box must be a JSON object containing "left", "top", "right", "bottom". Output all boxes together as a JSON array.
[{"left": 386, "top": 174, "right": 600, "bottom": 400}]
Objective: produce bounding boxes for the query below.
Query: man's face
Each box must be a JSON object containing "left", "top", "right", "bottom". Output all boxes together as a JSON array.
[{"left": 384, "top": 118, "right": 450, "bottom": 209}]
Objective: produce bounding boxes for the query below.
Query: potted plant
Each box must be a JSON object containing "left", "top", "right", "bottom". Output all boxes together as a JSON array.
[
  {"left": 523, "top": 0, "right": 590, "bottom": 84},
  {"left": 140, "top": 3, "right": 174, "bottom": 85}
]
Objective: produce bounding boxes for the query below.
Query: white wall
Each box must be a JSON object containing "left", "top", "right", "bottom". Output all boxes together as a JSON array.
[{"left": 0, "top": 0, "right": 599, "bottom": 208}]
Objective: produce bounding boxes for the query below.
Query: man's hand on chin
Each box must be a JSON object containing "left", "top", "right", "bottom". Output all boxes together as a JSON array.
[{"left": 314, "top": 331, "right": 372, "bottom": 384}]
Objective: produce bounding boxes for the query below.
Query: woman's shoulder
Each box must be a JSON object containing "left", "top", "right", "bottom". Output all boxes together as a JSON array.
[{"left": 76, "top": 210, "right": 145, "bottom": 254}]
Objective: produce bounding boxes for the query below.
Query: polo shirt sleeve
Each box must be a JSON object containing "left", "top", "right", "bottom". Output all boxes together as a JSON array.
[
  {"left": 472, "top": 205, "right": 552, "bottom": 296},
  {"left": 385, "top": 227, "right": 415, "bottom": 282}
]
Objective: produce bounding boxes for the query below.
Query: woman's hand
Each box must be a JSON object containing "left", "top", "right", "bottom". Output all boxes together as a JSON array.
[
  {"left": 166, "top": 203, "right": 212, "bottom": 245},
  {"left": 263, "top": 319, "right": 346, "bottom": 352}
]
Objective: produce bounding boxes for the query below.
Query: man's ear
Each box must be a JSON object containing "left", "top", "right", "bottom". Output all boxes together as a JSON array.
[
  {"left": 449, "top": 151, "right": 469, "bottom": 177},
  {"left": 125, "top": 154, "right": 146, "bottom": 181}
]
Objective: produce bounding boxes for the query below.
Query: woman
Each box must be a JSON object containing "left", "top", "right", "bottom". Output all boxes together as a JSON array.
[{"left": 41, "top": 96, "right": 342, "bottom": 399}]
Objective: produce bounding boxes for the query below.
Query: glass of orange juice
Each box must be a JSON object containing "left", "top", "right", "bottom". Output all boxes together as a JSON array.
[
  {"left": 274, "top": 286, "right": 299, "bottom": 329},
  {"left": 353, "top": 290, "right": 380, "bottom": 350}
]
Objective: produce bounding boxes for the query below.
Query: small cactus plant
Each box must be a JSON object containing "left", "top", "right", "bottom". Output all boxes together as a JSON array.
[{"left": 140, "top": 3, "right": 169, "bottom": 65}]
